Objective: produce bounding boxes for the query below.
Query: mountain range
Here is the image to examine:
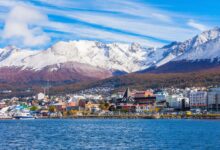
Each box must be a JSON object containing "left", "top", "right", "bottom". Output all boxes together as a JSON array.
[{"left": 1, "top": 27, "right": 220, "bottom": 90}]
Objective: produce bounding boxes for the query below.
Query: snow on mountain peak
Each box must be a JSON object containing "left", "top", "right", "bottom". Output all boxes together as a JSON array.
[
  {"left": 0, "top": 46, "right": 36, "bottom": 63},
  {"left": 175, "top": 36, "right": 220, "bottom": 61},
  {"left": 0, "top": 40, "right": 164, "bottom": 73},
  {"left": 173, "top": 28, "right": 220, "bottom": 61},
  {"left": 153, "top": 27, "right": 220, "bottom": 66},
  {"left": 191, "top": 27, "right": 220, "bottom": 47},
  {"left": 1, "top": 27, "right": 220, "bottom": 73}
]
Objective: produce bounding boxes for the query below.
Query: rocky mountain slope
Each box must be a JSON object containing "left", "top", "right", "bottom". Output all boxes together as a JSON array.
[
  {"left": 0, "top": 41, "right": 166, "bottom": 84},
  {"left": 0, "top": 41, "right": 166, "bottom": 72},
  {"left": 1, "top": 27, "right": 220, "bottom": 85},
  {"left": 143, "top": 27, "right": 220, "bottom": 72}
]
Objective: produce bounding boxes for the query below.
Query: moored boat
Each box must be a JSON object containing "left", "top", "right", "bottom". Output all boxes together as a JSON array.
[{"left": 13, "top": 112, "right": 35, "bottom": 120}]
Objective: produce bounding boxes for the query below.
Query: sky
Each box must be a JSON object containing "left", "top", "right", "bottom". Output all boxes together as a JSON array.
[{"left": 0, "top": 0, "right": 219, "bottom": 49}]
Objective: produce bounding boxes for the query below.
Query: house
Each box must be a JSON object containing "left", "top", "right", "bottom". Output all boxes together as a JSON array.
[
  {"left": 67, "top": 101, "right": 76, "bottom": 107},
  {"left": 38, "top": 109, "right": 49, "bottom": 117},
  {"left": 51, "top": 102, "right": 66, "bottom": 112},
  {"left": 78, "top": 99, "right": 87, "bottom": 108},
  {"left": 0, "top": 102, "right": 6, "bottom": 109},
  {"left": 85, "top": 100, "right": 100, "bottom": 112},
  {"left": 66, "top": 106, "right": 84, "bottom": 111}
]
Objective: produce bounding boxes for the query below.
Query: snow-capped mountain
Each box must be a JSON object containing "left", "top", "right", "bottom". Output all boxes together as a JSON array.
[
  {"left": 146, "top": 27, "right": 220, "bottom": 73},
  {"left": 0, "top": 46, "right": 38, "bottom": 64},
  {"left": 1, "top": 27, "right": 220, "bottom": 84},
  {"left": 0, "top": 40, "right": 165, "bottom": 73},
  {"left": 153, "top": 27, "right": 220, "bottom": 67},
  {"left": 0, "top": 40, "right": 166, "bottom": 83}
]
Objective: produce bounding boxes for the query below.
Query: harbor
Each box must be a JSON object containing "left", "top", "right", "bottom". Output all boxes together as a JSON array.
[{"left": 2, "top": 87, "right": 220, "bottom": 120}]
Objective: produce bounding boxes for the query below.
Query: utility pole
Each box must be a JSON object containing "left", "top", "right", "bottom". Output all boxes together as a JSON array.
[
  {"left": 43, "top": 87, "right": 46, "bottom": 95},
  {"left": 47, "top": 80, "right": 50, "bottom": 98}
]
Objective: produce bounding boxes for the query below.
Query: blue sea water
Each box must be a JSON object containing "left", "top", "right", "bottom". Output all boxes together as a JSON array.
[{"left": 0, "top": 119, "right": 220, "bottom": 150}]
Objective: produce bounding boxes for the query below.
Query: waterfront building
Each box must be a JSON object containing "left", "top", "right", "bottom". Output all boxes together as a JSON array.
[
  {"left": 135, "top": 104, "right": 147, "bottom": 113},
  {"left": 167, "top": 94, "right": 189, "bottom": 110},
  {"left": 66, "top": 100, "right": 78, "bottom": 111},
  {"left": 0, "top": 101, "right": 6, "bottom": 109},
  {"left": 38, "top": 109, "right": 49, "bottom": 117},
  {"left": 208, "top": 88, "right": 220, "bottom": 111},
  {"left": 78, "top": 99, "right": 88, "bottom": 108},
  {"left": 116, "top": 88, "right": 137, "bottom": 112},
  {"left": 189, "top": 91, "right": 207, "bottom": 109},
  {"left": 116, "top": 88, "right": 156, "bottom": 112},
  {"left": 36, "top": 93, "right": 45, "bottom": 100},
  {"left": 134, "top": 90, "right": 154, "bottom": 98},
  {"left": 51, "top": 102, "right": 67, "bottom": 112},
  {"left": 67, "top": 101, "right": 76, "bottom": 107},
  {"left": 85, "top": 100, "right": 100, "bottom": 112},
  {"left": 155, "top": 91, "right": 168, "bottom": 102},
  {"left": 66, "top": 106, "right": 84, "bottom": 111},
  {"left": 156, "top": 100, "right": 168, "bottom": 111}
]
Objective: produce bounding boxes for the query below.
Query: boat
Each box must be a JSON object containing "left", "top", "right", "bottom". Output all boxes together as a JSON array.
[{"left": 13, "top": 111, "right": 35, "bottom": 120}]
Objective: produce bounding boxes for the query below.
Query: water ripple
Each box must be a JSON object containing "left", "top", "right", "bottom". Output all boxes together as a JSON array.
[{"left": 0, "top": 119, "right": 220, "bottom": 150}]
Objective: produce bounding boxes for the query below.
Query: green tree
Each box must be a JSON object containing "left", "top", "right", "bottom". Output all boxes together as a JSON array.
[
  {"left": 99, "top": 102, "right": 110, "bottom": 110},
  {"left": 30, "top": 106, "right": 38, "bottom": 111},
  {"left": 49, "top": 106, "right": 56, "bottom": 113},
  {"left": 68, "top": 110, "right": 78, "bottom": 116}
]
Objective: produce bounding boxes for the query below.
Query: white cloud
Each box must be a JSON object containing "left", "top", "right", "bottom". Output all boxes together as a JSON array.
[
  {"left": 2, "top": 5, "right": 50, "bottom": 47},
  {"left": 37, "top": 0, "right": 203, "bottom": 43},
  {"left": 44, "top": 21, "right": 163, "bottom": 47},
  {"left": 151, "top": 13, "right": 172, "bottom": 23},
  {"left": 187, "top": 19, "right": 208, "bottom": 31},
  {"left": 0, "top": 0, "right": 213, "bottom": 48},
  {"left": 72, "top": 26, "right": 164, "bottom": 47},
  {"left": 61, "top": 11, "right": 195, "bottom": 42}
]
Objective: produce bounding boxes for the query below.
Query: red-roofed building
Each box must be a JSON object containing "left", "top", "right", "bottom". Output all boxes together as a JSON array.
[{"left": 116, "top": 88, "right": 156, "bottom": 112}]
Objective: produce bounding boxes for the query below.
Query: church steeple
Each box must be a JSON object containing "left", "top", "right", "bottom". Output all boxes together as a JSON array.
[
  {"left": 122, "top": 87, "right": 134, "bottom": 103},
  {"left": 123, "top": 87, "right": 131, "bottom": 98}
]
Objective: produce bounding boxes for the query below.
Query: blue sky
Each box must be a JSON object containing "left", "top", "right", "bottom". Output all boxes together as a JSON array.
[{"left": 0, "top": 0, "right": 219, "bottom": 49}]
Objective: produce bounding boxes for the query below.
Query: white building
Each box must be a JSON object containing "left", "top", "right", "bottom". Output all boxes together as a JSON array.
[
  {"left": 208, "top": 88, "right": 220, "bottom": 111},
  {"left": 37, "top": 93, "right": 45, "bottom": 100},
  {"left": 189, "top": 91, "right": 207, "bottom": 109},
  {"left": 155, "top": 91, "right": 168, "bottom": 102},
  {"left": 167, "top": 94, "right": 189, "bottom": 110}
]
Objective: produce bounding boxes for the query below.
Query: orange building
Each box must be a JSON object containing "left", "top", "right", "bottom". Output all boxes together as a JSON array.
[
  {"left": 67, "top": 101, "right": 76, "bottom": 107},
  {"left": 52, "top": 102, "right": 67, "bottom": 111},
  {"left": 134, "top": 90, "right": 154, "bottom": 98}
]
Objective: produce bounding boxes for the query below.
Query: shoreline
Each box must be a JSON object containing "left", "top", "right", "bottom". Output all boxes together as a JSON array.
[{"left": 2, "top": 114, "right": 220, "bottom": 120}]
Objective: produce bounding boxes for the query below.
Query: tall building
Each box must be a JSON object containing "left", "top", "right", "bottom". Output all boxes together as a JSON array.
[
  {"left": 167, "top": 94, "right": 189, "bottom": 110},
  {"left": 189, "top": 91, "right": 207, "bottom": 109},
  {"left": 208, "top": 88, "right": 220, "bottom": 111}
]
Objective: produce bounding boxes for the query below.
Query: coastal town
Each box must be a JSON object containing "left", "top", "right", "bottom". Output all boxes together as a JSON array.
[{"left": 1, "top": 86, "right": 220, "bottom": 120}]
